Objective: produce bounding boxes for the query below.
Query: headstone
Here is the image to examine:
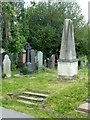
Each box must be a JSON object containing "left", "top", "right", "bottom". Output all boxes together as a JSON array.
[
  {"left": 47, "top": 58, "right": 51, "bottom": 68},
  {"left": 25, "top": 43, "right": 32, "bottom": 73},
  {"left": 3, "top": 54, "right": 11, "bottom": 77},
  {"left": 44, "top": 59, "right": 47, "bottom": 67},
  {"left": 31, "top": 49, "right": 35, "bottom": 71},
  {"left": 18, "top": 50, "right": 26, "bottom": 67},
  {"left": 81, "top": 56, "right": 85, "bottom": 67},
  {"left": 37, "top": 51, "right": 43, "bottom": 69},
  {"left": 58, "top": 19, "right": 78, "bottom": 78},
  {"left": 0, "top": 53, "right": 2, "bottom": 79},
  {"left": 50, "top": 54, "right": 55, "bottom": 69}
]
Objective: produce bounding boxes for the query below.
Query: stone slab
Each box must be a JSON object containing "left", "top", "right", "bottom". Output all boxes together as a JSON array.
[
  {"left": 17, "top": 100, "right": 37, "bottom": 105},
  {"left": 77, "top": 102, "right": 90, "bottom": 113},
  {"left": 24, "top": 91, "right": 49, "bottom": 97},
  {"left": 19, "top": 96, "right": 44, "bottom": 102}
]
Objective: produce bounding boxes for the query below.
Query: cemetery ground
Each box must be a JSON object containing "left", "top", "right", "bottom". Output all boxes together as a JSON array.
[{"left": 1, "top": 67, "right": 88, "bottom": 118}]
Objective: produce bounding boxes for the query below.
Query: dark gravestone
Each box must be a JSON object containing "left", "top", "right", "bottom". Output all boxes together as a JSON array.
[
  {"left": 31, "top": 49, "right": 35, "bottom": 72},
  {"left": 0, "top": 53, "right": 2, "bottom": 79},
  {"left": 25, "top": 43, "right": 32, "bottom": 73}
]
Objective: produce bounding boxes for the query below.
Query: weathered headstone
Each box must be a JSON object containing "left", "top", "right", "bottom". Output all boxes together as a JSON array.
[
  {"left": 50, "top": 54, "right": 55, "bottom": 69},
  {"left": 58, "top": 19, "right": 78, "bottom": 78},
  {"left": 44, "top": 59, "right": 47, "bottom": 67},
  {"left": 47, "top": 58, "right": 51, "bottom": 68},
  {"left": 31, "top": 49, "right": 35, "bottom": 71},
  {"left": 37, "top": 51, "right": 43, "bottom": 69},
  {"left": 81, "top": 56, "right": 85, "bottom": 67},
  {"left": 25, "top": 43, "right": 32, "bottom": 73},
  {"left": 18, "top": 49, "right": 26, "bottom": 67},
  {"left": 3, "top": 54, "right": 11, "bottom": 77}
]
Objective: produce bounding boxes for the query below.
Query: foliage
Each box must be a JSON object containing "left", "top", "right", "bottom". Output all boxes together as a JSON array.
[
  {"left": 24, "top": 1, "right": 88, "bottom": 59},
  {"left": 20, "top": 66, "right": 30, "bottom": 75},
  {"left": 2, "top": 1, "right": 88, "bottom": 64},
  {"left": 2, "top": 2, "right": 26, "bottom": 67}
]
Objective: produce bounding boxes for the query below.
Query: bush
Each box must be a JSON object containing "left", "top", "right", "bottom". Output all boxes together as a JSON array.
[{"left": 20, "top": 66, "right": 30, "bottom": 75}]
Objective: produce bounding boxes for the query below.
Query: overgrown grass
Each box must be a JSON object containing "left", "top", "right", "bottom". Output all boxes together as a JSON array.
[{"left": 1, "top": 67, "right": 89, "bottom": 118}]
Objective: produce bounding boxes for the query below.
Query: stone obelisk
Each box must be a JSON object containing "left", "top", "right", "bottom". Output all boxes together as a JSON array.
[{"left": 58, "top": 19, "right": 78, "bottom": 79}]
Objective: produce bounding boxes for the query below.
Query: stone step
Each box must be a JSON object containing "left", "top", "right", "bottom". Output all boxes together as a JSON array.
[
  {"left": 19, "top": 96, "right": 44, "bottom": 102},
  {"left": 17, "top": 99, "right": 37, "bottom": 105},
  {"left": 23, "top": 91, "right": 49, "bottom": 98}
]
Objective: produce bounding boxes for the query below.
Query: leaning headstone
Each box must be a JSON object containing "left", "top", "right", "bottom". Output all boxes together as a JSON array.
[
  {"left": 31, "top": 49, "right": 35, "bottom": 71},
  {"left": 3, "top": 54, "right": 11, "bottom": 77},
  {"left": 37, "top": 51, "right": 43, "bottom": 69},
  {"left": 50, "top": 54, "right": 55, "bottom": 69},
  {"left": 58, "top": 19, "right": 78, "bottom": 79}
]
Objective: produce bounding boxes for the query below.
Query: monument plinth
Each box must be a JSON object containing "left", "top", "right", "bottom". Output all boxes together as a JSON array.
[{"left": 58, "top": 19, "right": 78, "bottom": 78}]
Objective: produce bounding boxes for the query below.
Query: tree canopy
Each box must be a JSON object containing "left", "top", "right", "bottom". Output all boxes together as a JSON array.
[{"left": 1, "top": 0, "right": 88, "bottom": 61}]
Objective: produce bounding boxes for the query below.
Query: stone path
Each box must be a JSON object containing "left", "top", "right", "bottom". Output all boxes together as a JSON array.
[{"left": 0, "top": 106, "right": 34, "bottom": 118}]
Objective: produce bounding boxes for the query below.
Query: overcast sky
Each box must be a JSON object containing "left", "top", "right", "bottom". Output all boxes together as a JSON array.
[{"left": 25, "top": 0, "right": 89, "bottom": 22}]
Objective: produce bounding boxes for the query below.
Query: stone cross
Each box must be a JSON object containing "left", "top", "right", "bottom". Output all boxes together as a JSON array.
[
  {"left": 25, "top": 43, "right": 31, "bottom": 63},
  {"left": 3, "top": 54, "right": 11, "bottom": 77}
]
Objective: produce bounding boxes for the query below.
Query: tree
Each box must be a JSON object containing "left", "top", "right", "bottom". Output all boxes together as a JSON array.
[{"left": 24, "top": 1, "right": 87, "bottom": 59}]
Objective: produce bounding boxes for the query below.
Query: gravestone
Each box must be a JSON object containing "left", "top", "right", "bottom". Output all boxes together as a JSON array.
[
  {"left": 25, "top": 43, "right": 32, "bottom": 73},
  {"left": 44, "top": 59, "right": 47, "bottom": 67},
  {"left": 50, "top": 54, "right": 55, "bottom": 69},
  {"left": 31, "top": 49, "right": 35, "bottom": 71},
  {"left": 81, "top": 56, "right": 85, "bottom": 67},
  {"left": 58, "top": 19, "right": 78, "bottom": 78},
  {"left": 3, "top": 54, "right": 11, "bottom": 77},
  {"left": 47, "top": 58, "right": 51, "bottom": 68},
  {"left": 0, "top": 53, "right": 2, "bottom": 79},
  {"left": 18, "top": 49, "right": 26, "bottom": 67},
  {"left": 37, "top": 51, "right": 43, "bottom": 69}
]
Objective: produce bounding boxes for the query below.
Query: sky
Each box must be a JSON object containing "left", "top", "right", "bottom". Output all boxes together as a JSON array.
[{"left": 25, "top": 0, "right": 89, "bottom": 22}]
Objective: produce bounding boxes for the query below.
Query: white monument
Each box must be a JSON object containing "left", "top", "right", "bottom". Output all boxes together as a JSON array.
[
  {"left": 3, "top": 54, "right": 11, "bottom": 77},
  {"left": 58, "top": 19, "right": 78, "bottom": 78},
  {"left": 37, "top": 51, "right": 43, "bottom": 68}
]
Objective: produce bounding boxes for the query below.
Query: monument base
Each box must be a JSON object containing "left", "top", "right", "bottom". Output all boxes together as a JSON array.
[{"left": 58, "top": 61, "right": 78, "bottom": 78}]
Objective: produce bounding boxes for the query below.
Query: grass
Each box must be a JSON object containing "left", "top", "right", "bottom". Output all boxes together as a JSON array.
[{"left": 1, "top": 67, "right": 89, "bottom": 118}]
